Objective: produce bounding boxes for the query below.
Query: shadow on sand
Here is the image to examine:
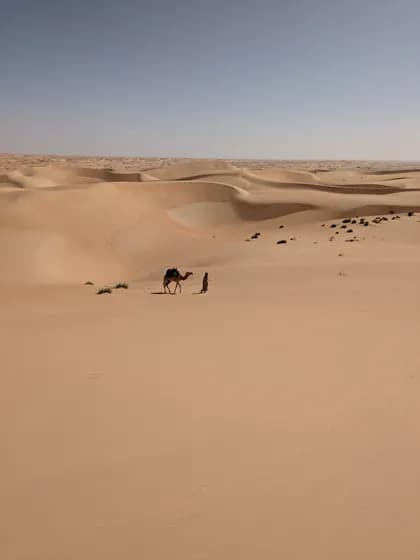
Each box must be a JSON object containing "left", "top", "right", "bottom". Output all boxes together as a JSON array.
[
  {"left": 151, "top": 291, "right": 207, "bottom": 295},
  {"left": 150, "top": 291, "right": 172, "bottom": 295}
]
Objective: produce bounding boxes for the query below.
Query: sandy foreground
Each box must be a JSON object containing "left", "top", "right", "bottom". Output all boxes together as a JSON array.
[{"left": 2, "top": 155, "right": 420, "bottom": 559}]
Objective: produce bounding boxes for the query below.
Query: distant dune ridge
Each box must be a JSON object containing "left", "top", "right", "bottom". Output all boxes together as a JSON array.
[{"left": 0, "top": 156, "right": 420, "bottom": 284}]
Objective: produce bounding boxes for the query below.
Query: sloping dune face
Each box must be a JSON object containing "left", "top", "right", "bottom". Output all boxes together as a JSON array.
[{"left": 1, "top": 160, "right": 420, "bottom": 284}]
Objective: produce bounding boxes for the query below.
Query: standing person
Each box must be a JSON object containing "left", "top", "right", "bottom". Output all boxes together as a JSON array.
[{"left": 200, "top": 272, "right": 209, "bottom": 294}]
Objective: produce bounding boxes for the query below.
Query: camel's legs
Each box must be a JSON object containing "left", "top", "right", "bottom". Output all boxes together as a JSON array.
[{"left": 163, "top": 280, "right": 172, "bottom": 294}]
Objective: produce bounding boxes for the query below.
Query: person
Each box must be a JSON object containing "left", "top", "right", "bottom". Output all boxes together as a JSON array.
[{"left": 200, "top": 272, "right": 208, "bottom": 293}]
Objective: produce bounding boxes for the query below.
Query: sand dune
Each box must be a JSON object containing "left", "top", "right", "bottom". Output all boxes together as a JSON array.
[
  {"left": 3, "top": 156, "right": 420, "bottom": 560},
  {"left": 249, "top": 167, "right": 319, "bottom": 183},
  {"left": 1, "top": 161, "right": 420, "bottom": 284},
  {"left": 145, "top": 159, "right": 239, "bottom": 180}
]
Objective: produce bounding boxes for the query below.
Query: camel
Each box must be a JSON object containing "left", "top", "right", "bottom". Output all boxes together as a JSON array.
[{"left": 163, "top": 268, "right": 193, "bottom": 294}]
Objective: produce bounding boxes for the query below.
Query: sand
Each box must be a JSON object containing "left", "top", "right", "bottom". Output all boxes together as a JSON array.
[{"left": 2, "top": 155, "right": 420, "bottom": 559}]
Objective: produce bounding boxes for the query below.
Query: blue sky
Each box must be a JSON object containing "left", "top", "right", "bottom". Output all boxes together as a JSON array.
[{"left": 1, "top": 0, "right": 419, "bottom": 159}]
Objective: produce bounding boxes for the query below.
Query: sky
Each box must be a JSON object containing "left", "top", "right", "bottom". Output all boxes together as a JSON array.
[{"left": 1, "top": 0, "right": 419, "bottom": 159}]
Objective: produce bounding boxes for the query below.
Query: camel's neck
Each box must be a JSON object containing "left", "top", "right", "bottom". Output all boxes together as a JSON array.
[{"left": 181, "top": 274, "right": 188, "bottom": 281}]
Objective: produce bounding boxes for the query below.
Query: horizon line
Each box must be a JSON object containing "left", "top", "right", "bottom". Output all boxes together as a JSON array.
[{"left": 2, "top": 152, "right": 420, "bottom": 164}]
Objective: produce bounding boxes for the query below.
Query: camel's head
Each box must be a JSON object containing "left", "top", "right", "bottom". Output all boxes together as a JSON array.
[{"left": 184, "top": 272, "right": 193, "bottom": 279}]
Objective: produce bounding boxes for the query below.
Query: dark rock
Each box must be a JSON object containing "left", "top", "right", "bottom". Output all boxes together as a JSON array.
[
  {"left": 347, "top": 229, "right": 353, "bottom": 233},
  {"left": 97, "top": 287, "right": 112, "bottom": 295},
  {"left": 277, "top": 240, "right": 287, "bottom": 244},
  {"left": 342, "top": 219, "right": 351, "bottom": 224},
  {"left": 113, "top": 282, "right": 128, "bottom": 289},
  {"left": 330, "top": 224, "right": 337, "bottom": 228},
  {"left": 85, "top": 281, "right": 94, "bottom": 286},
  {"left": 408, "top": 211, "right": 414, "bottom": 216}
]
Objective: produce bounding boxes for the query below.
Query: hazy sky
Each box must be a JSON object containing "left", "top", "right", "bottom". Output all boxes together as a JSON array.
[{"left": 1, "top": 0, "right": 419, "bottom": 159}]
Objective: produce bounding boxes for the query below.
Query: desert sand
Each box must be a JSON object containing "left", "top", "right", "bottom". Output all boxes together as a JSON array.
[{"left": 2, "top": 154, "right": 420, "bottom": 559}]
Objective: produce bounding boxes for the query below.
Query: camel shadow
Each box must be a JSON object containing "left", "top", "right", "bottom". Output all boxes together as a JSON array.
[
  {"left": 151, "top": 291, "right": 206, "bottom": 296},
  {"left": 150, "top": 291, "right": 172, "bottom": 295}
]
